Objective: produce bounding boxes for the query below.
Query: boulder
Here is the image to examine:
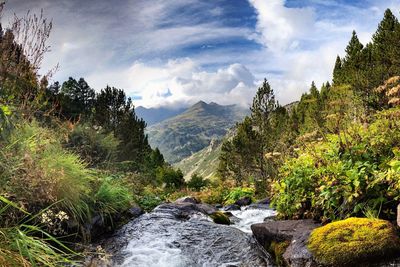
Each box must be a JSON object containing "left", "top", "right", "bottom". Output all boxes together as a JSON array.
[
  {"left": 223, "top": 204, "right": 241, "bottom": 211},
  {"left": 251, "top": 220, "right": 319, "bottom": 267},
  {"left": 175, "top": 196, "right": 199, "bottom": 204},
  {"left": 308, "top": 218, "right": 400, "bottom": 266},
  {"left": 210, "top": 211, "right": 231, "bottom": 225},
  {"left": 196, "top": 203, "right": 217, "bottom": 215},
  {"left": 128, "top": 206, "right": 144, "bottom": 218},
  {"left": 256, "top": 198, "right": 270, "bottom": 205},
  {"left": 235, "top": 196, "right": 252, "bottom": 206},
  {"left": 215, "top": 204, "right": 223, "bottom": 209}
]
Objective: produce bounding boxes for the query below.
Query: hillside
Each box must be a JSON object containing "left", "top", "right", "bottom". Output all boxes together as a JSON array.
[
  {"left": 147, "top": 101, "right": 248, "bottom": 163},
  {"left": 174, "top": 138, "right": 222, "bottom": 180}
]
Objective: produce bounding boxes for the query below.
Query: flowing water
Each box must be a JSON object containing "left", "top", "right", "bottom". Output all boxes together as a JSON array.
[
  {"left": 103, "top": 203, "right": 275, "bottom": 267},
  {"left": 230, "top": 206, "right": 277, "bottom": 233}
]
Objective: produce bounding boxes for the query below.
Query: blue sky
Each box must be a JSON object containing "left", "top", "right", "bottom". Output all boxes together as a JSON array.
[{"left": 4, "top": 0, "right": 400, "bottom": 108}]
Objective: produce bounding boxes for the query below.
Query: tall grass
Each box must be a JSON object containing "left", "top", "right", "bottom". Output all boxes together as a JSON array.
[
  {"left": 1, "top": 121, "right": 93, "bottom": 224},
  {"left": 0, "top": 196, "right": 79, "bottom": 267}
]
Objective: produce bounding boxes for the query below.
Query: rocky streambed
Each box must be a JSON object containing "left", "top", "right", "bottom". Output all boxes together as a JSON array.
[
  {"left": 86, "top": 198, "right": 400, "bottom": 267},
  {"left": 91, "top": 198, "right": 276, "bottom": 267}
]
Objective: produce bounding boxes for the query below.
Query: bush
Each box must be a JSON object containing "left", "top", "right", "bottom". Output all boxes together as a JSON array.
[
  {"left": 156, "top": 166, "right": 185, "bottom": 189},
  {"left": 224, "top": 187, "right": 255, "bottom": 205},
  {"left": 135, "top": 186, "right": 165, "bottom": 212},
  {"left": 271, "top": 108, "right": 400, "bottom": 221},
  {"left": 308, "top": 218, "right": 400, "bottom": 266},
  {"left": 66, "top": 124, "right": 119, "bottom": 167},
  {"left": 187, "top": 173, "right": 209, "bottom": 191}
]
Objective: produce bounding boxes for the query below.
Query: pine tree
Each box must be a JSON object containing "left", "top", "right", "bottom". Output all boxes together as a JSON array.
[
  {"left": 250, "top": 79, "right": 277, "bottom": 183},
  {"left": 60, "top": 77, "right": 95, "bottom": 120},
  {"left": 333, "top": 56, "right": 343, "bottom": 84}
]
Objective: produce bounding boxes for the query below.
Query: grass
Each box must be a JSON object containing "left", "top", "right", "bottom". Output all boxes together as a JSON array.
[{"left": 0, "top": 197, "right": 79, "bottom": 267}]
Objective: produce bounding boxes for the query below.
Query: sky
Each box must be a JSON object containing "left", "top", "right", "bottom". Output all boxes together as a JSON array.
[{"left": 3, "top": 0, "right": 400, "bottom": 109}]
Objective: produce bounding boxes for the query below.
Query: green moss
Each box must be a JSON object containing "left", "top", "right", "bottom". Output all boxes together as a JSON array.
[
  {"left": 308, "top": 217, "right": 400, "bottom": 266},
  {"left": 210, "top": 211, "right": 231, "bottom": 225},
  {"left": 269, "top": 240, "right": 290, "bottom": 266}
]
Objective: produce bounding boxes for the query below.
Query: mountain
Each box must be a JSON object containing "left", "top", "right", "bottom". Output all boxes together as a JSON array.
[
  {"left": 147, "top": 101, "right": 249, "bottom": 163},
  {"left": 174, "top": 138, "right": 222, "bottom": 180},
  {"left": 136, "top": 106, "right": 186, "bottom": 126}
]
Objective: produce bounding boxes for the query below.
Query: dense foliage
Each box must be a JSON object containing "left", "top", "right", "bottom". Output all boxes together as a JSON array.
[{"left": 219, "top": 9, "right": 400, "bottom": 222}]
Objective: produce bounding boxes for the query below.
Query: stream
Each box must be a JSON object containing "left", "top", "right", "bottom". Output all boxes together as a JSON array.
[{"left": 101, "top": 201, "right": 276, "bottom": 267}]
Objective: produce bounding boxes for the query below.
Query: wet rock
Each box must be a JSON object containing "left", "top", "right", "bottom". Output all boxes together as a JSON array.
[
  {"left": 247, "top": 203, "right": 271, "bottom": 210},
  {"left": 264, "top": 215, "right": 277, "bottom": 221},
  {"left": 210, "top": 211, "right": 231, "bottom": 225},
  {"left": 196, "top": 203, "right": 217, "bottom": 215},
  {"left": 223, "top": 204, "right": 241, "bottom": 211},
  {"left": 251, "top": 219, "right": 320, "bottom": 267},
  {"left": 235, "top": 196, "right": 252, "bottom": 206},
  {"left": 175, "top": 196, "right": 199, "bottom": 204},
  {"left": 256, "top": 198, "right": 271, "bottom": 205},
  {"left": 128, "top": 206, "right": 144, "bottom": 218},
  {"left": 215, "top": 204, "right": 223, "bottom": 209}
]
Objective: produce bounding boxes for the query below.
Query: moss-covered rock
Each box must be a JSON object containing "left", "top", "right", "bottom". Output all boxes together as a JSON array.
[
  {"left": 308, "top": 217, "right": 400, "bottom": 266},
  {"left": 210, "top": 211, "right": 231, "bottom": 225}
]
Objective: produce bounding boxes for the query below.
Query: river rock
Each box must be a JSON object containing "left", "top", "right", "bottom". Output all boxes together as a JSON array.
[
  {"left": 128, "top": 206, "right": 144, "bottom": 218},
  {"left": 196, "top": 203, "right": 217, "bottom": 215},
  {"left": 100, "top": 202, "right": 274, "bottom": 266},
  {"left": 215, "top": 204, "right": 223, "bottom": 209},
  {"left": 251, "top": 219, "right": 320, "bottom": 267},
  {"left": 223, "top": 204, "right": 241, "bottom": 211},
  {"left": 175, "top": 196, "right": 199, "bottom": 204},
  {"left": 235, "top": 196, "right": 252, "bottom": 206},
  {"left": 256, "top": 198, "right": 271, "bottom": 205}
]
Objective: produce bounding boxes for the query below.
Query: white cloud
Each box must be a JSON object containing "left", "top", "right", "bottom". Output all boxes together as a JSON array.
[
  {"left": 245, "top": 0, "right": 387, "bottom": 105},
  {"left": 86, "top": 58, "right": 257, "bottom": 108},
  {"left": 248, "top": 0, "right": 315, "bottom": 52}
]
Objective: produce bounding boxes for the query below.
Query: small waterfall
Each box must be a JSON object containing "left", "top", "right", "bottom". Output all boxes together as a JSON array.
[{"left": 102, "top": 203, "right": 275, "bottom": 267}]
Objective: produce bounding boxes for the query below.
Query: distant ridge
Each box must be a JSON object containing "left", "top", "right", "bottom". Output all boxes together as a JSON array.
[{"left": 147, "top": 101, "right": 249, "bottom": 163}]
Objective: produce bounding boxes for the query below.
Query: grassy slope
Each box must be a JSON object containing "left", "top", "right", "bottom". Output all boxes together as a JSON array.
[
  {"left": 174, "top": 138, "right": 222, "bottom": 180},
  {"left": 147, "top": 101, "right": 248, "bottom": 163}
]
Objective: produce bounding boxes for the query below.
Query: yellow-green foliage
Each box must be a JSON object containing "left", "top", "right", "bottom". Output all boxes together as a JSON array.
[
  {"left": 272, "top": 107, "right": 400, "bottom": 221},
  {"left": 308, "top": 218, "right": 400, "bottom": 266},
  {"left": 224, "top": 186, "right": 254, "bottom": 205},
  {"left": 269, "top": 240, "right": 290, "bottom": 266},
  {"left": 210, "top": 211, "right": 230, "bottom": 225}
]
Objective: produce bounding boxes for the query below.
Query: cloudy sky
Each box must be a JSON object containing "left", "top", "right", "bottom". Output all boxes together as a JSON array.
[{"left": 4, "top": 0, "right": 400, "bottom": 108}]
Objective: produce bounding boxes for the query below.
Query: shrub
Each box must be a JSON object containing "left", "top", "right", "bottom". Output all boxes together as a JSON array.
[
  {"left": 156, "top": 166, "right": 185, "bottom": 189},
  {"left": 224, "top": 187, "right": 255, "bottom": 205},
  {"left": 308, "top": 218, "right": 400, "bottom": 266},
  {"left": 187, "top": 173, "right": 209, "bottom": 191},
  {"left": 271, "top": 107, "right": 400, "bottom": 221},
  {"left": 66, "top": 124, "right": 119, "bottom": 167}
]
